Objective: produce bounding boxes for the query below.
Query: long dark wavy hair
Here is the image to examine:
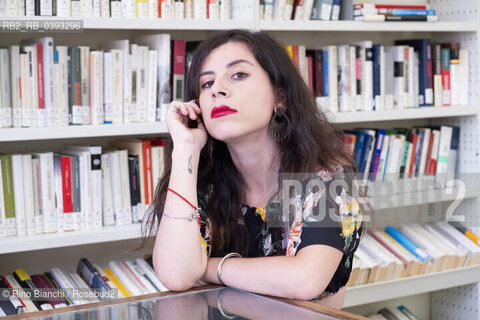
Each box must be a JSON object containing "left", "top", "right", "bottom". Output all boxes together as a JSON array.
[{"left": 144, "top": 29, "right": 370, "bottom": 257}]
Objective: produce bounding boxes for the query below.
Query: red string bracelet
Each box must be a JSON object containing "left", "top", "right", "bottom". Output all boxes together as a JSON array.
[{"left": 166, "top": 188, "right": 201, "bottom": 224}]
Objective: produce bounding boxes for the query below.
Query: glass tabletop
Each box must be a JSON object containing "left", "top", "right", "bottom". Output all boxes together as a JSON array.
[{"left": 30, "top": 287, "right": 349, "bottom": 320}]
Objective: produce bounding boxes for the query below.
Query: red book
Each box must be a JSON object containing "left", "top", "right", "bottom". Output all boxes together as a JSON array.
[
  {"left": 142, "top": 140, "right": 153, "bottom": 205},
  {"left": 35, "top": 44, "right": 45, "bottom": 110},
  {"left": 408, "top": 133, "right": 418, "bottom": 178},
  {"left": 158, "top": 0, "right": 168, "bottom": 17},
  {"left": 291, "top": 0, "right": 303, "bottom": 19},
  {"left": 171, "top": 39, "right": 186, "bottom": 102},
  {"left": 61, "top": 156, "right": 73, "bottom": 215},
  {"left": 207, "top": 0, "right": 215, "bottom": 19},
  {"left": 151, "top": 138, "right": 165, "bottom": 146},
  {"left": 428, "top": 130, "right": 439, "bottom": 176},
  {"left": 424, "top": 130, "right": 434, "bottom": 176},
  {"left": 369, "top": 231, "right": 408, "bottom": 269},
  {"left": 30, "top": 274, "right": 68, "bottom": 308},
  {"left": 354, "top": 4, "right": 427, "bottom": 10},
  {"left": 1, "top": 276, "right": 27, "bottom": 310}
]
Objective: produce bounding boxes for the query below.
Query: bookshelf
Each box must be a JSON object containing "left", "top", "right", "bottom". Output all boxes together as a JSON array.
[{"left": 0, "top": 0, "right": 479, "bottom": 318}]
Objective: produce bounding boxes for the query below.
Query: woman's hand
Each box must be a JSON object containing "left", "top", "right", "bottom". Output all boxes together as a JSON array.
[{"left": 166, "top": 100, "right": 208, "bottom": 152}]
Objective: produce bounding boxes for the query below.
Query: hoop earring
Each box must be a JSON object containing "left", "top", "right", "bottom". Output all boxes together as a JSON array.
[{"left": 268, "top": 108, "right": 288, "bottom": 142}]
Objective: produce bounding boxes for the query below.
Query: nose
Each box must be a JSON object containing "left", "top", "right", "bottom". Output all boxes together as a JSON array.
[{"left": 210, "top": 79, "right": 230, "bottom": 98}]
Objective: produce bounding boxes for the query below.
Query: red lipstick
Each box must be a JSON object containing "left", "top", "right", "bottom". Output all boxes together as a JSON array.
[{"left": 211, "top": 105, "right": 238, "bottom": 119}]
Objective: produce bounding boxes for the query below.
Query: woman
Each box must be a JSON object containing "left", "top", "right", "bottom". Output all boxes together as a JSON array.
[{"left": 149, "top": 29, "right": 365, "bottom": 308}]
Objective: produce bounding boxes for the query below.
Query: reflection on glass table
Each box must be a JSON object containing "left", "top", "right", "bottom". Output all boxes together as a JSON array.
[{"left": 31, "top": 287, "right": 364, "bottom": 320}]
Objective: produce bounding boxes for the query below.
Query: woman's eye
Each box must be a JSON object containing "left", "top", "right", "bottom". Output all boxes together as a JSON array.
[
  {"left": 201, "top": 81, "right": 214, "bottom": 89},
  {"left": 232, "top": 72, "right": 247, "bottom": 80}
]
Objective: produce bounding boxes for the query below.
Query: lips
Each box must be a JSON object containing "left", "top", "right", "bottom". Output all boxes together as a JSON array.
[{"left": 210, "top": 105, "right": 238, "bottom": 119}]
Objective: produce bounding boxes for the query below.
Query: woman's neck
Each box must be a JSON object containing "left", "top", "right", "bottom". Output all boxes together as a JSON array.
[{"left": 226, "top": 133, "right": 280, "bottom": 207}]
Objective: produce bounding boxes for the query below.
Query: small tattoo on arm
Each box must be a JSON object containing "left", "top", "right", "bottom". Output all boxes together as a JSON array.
[{"left": 188, "top": 155, "right": 193, "bottom": 174}]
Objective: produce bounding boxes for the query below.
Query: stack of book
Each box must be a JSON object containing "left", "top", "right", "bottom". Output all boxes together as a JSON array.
[
  {"left": 0, "top": 257, "right": 167, "bottom": 315},
  {"left": 0, "top": 0, "right": 234, "bottom": 20},
  {"left": 354, "top": 2, "right": 437, "bottom": 22},
  {"left": 284, "top": 40, "right": 469, "bottom": 113},
  {"left": 260, "top": 0, "right": 343, "bottom": 21},
  {"left": 0, "top": 36, "right": 200, "bottom": 128},
  {"left": 0, "top": 138, "right": 165, "bottom": 237},
  {"left": 347, "top": 222, "right": 480, "bottom": 287},
  {"left": 369, "top": 305, "right": 421, "bottom": 320},
  {"left": 343, "top": 125, "right": 459, "bottom": 192}
]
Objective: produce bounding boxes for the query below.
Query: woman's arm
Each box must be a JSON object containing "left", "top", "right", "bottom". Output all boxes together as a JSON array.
[
  {"left": 153, "top": 101, "right": 208, "bottom": 291},
  {"left": 201, "top": 245, "right": 343, "bottom": 301}
]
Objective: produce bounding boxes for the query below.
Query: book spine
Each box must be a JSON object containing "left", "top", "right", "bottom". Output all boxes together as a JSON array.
[
  {"left": 0, "top": 158, "right": 6, "bottom": 237},
  {"left": 35, "top": 44, "right": 46, "bottom": 127},
  {"left": 440, "top": 48, "right": 451, "bottom": 106},
  {"left": 0, "top": 49, "right": 12, "bottom": 128},
  {"left": 385, "top": 225, "right": 429, "bottom": 263},
  {"left": 31, "top": 157, "right": 44, "bottom": 234},
  {"left": 104, "top": 52, "right": 113, "bottom": 124},
  {"left": 22, "top": 155, "right": 36, "bottom": 235},
  {"left": 101, "top": 154, "right": 115, "bottom": 226},
  {"left": 53, "top": 155, "right": 64, "bottom": 233},
  {"left": 10, "top": 46, "right": 21, "bottom": 128},
  {"left": 61, "top": 155, "right": 74, "bottom": 231},
  {"left": 11, "top": 155, "right": 26, "bottom": 236},
  {"left": 38, "top": 152, "right": 57, "bottom": 233}
]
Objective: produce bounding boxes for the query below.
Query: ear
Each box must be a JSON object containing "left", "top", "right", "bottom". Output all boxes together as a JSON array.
[{"left": 274, "top": 88, "right": 286, "bottom": 111}]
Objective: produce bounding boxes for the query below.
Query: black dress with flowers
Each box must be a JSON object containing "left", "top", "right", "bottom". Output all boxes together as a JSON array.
[{"left": 199, "top": 167, "right": 363, "bottom": 299}]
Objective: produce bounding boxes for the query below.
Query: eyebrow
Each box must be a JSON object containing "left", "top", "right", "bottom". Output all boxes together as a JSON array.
[{"left": 199, "top": 59, "right": 253, "bottom": 77}]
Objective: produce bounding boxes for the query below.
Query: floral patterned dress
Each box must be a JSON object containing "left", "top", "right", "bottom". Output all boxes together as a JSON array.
[{"left": 199, "top": 167, "right": 363, "bottom": 299}]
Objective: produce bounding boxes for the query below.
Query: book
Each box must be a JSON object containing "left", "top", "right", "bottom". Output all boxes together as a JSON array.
[
  {"left": 30, "top": 274, "right": 68, "bottom": 308},
  {"left": 14, "top": 269, "right": 53, "bottom": 310},
  {"left": 102, "top": 268, "right": 132, "bottom": 297},
  {"left": 77, "top": 258, "right": 112, "bottom": 300},
  {"left": 2, "top": 275, "right": 38, "bottom": 313}
]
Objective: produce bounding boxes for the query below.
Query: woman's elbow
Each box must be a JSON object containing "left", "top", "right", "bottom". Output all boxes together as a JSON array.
[{"left": 290, "top": 279, "right": 327, "bottom": 301}]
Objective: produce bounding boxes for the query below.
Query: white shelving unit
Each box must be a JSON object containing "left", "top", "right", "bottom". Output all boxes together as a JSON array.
[
  {"left": 344, "top": 265, "right": 480, "bottom": 308},
  {"left": 0, "top": 224, "right": 143, "bottom": 254},
  {"left": 1, "top": 0, "right": 479, "bottom": 319},
  {"left": 0, "top": 122, "right": 168, "bottom": 142}
]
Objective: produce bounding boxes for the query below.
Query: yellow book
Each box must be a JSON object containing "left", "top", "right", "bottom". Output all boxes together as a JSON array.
[
  {"left": 136, "top": 0, "right": 148, "bottom": 18},
  {"left": 103, "top": 268, "right": 132, "bottom": 297},
  {"left": 285, "top": 45, "right": 293, "bottom": 60}
]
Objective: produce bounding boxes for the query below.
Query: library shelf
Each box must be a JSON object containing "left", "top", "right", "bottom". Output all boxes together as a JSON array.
[
  {"left": 259, "top": 20, "right": 478, "bottom": 32},
  {"left": 328, "top": 106, "right": 479, "bottom": 124},
  {"left": 2, "top": 107, "right": 477, "bottom": 142},
  {"left": 0, "top": 122, "right": 169, "bottom": 142},
  {"left": 0, "top": 223, "right": 145, "bottom": 254},
  {"left": 368, "top": 183, "right": 479, "bottom": 209},
  {"left": 344, "top": 265, "right": 480, "bottom": 308}
]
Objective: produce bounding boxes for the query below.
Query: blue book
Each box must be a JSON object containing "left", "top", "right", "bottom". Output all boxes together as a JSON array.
[
  {"left": 323, "top": 49, "right": 329, "bottom": 97},
  {"left": 412, "top": 129, "right": 425, "bottom": 177},
  {"left": 394, "top": 39, "right": 432, "bottom": 107},
  {"left": 385, "top": 225, "right": 429, "bottom": 263},
  {"left": 397, "top": 305, "right": 421, "bottom": 320},
  {"left": 358, "top": 130, "right": 375, "bottom": 177},
  {"left": 77, "top": 258, "right": 111, "bottom": 298},
  {"left": 370, "top": 129, "right": 386, "bottom": 182},
  {"left": 330, "top": 0, "right": 341, "bottom": 20},
  {"left": 372, "top": 44, "right": 381, "bottom": 111},
  {"left": 391, "top": 9, "right": 436, "bottom": 16},
  {"left": 447, "top": 126, "right": 460, "bottom": 174},
  {"left": 345, "top": 130, "right": 366, "bottom": 171}
]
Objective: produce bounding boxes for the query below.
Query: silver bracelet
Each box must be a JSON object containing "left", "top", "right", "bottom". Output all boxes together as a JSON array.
[
  {"left": 217, "top": 252, "right": 242, "bottom": 285},
  {"left": 162, "top": 210, "right": 200, "bottom": 222}
]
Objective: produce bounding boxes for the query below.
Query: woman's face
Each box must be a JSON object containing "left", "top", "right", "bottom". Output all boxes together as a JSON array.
[{"left": 198, "top": 41, "right": 276, "bottom": 143}]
